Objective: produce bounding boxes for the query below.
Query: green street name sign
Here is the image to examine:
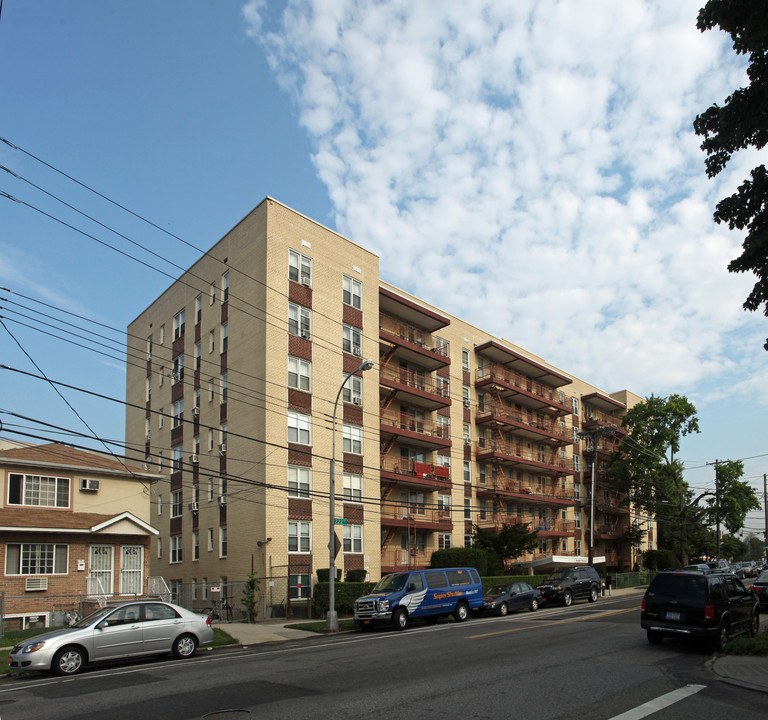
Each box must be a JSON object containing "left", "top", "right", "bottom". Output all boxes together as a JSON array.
[{"left": 334, "top": 518, "right": 348, "bottom": 525}]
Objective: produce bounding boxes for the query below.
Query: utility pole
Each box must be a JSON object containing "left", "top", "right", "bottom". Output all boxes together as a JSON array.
[
  {"left": 714, "top": 459, "right": 721, "bottom": 560},
  {"left": 764, "top": 473, "right": 767, "bottom": 565},
  {"left": 577, "top": 426, "right": 613, "bottom": 567}
]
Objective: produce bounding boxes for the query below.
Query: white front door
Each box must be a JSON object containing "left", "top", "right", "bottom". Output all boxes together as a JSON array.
[
  {"left": 120, "top": 545, "right": 144, "bottom": 595},
  {"left": 90, "top": 544, "right": 114, "bottom": 596}
]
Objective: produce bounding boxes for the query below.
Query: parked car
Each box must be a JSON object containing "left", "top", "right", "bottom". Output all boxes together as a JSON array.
[
  {"left": 641, "top": 569, "right": 759, "bottom": 651},
  {"left": 683, "top": 564, "right": 712, "bottom": 573},
  {"left": 706, "top": 559, "right": 730, "bottom": 572},
  {"left": 730, "top": 562, "right": 749, "bottom": 579},
  {"left": 537, "top": 566, "right": 601, "bottom": 607},
  {"left": 479, "top": 582, "right": 541, "bottom": 616},
  {"left": 7, "top": 601, "right": 213, "bottom": 676},
  {"left": 749, "top": 569, "right": 768, "bottom": 610}
]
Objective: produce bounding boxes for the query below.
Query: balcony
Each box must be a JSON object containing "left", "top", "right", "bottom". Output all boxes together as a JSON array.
[
  {"left": 582, "top": 408, "right": 625, "bottom": 434},
  {"left": 475, "top": 475, "right": 576, "bottom": 507},
  {"left": 380, "top": 458, "right": 452, "bottom": 490},
  {"left": 476, "top": 363, "right": 572, "bottom": 414},
  {"left": 594, "top": 524, "right": 624, "bottom": 540},
  {"left": 476, "top": 399, "right": 573, "bottom": 444},
  {"left": 595, "top": 498, "right": 629, "bottom": 515},
  {"left": 380, "top": 409, "right": 452, "bottom": 450},
  {"left": 380, "top": 502, "right": 453, "bottom": 530},
  {"left": 379, "top": 313, "right": 450, "bottom": 371},
  {"left": 380, "top": 365, "right": 451, "bottom": 411},
  {"left": 381, "top": 546, "right": 430, "bottom": 573},
  {"left": 476, "top": 515, "right": 577, "bottom": 536},
  {"left": 475, "top": 438, "right": 576, "bottom": 477}
]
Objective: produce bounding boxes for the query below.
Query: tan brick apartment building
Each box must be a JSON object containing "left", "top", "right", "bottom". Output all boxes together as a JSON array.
[
  {"left": 125, "top": 197, "right": 650, "bottom": 609},
  {"left": 0, "top": 444, "right": 160, "bottom": 629}
]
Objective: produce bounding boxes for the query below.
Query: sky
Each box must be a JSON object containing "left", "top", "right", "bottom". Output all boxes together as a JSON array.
[{"left": 1, "top": 1, "right": 766, "bottom": 540}]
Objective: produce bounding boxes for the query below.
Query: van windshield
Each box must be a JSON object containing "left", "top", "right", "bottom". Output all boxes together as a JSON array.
[{"left": 373, "top": 574, "right": 408, "bottom": 593}]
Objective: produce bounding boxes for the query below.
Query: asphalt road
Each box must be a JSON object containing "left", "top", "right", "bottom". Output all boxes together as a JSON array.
[{"left": 1, "top": 593, "right": 766, "bottom": 720}]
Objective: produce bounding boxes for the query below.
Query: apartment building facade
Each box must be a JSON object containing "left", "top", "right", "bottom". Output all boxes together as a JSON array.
[{"left": 125, "top": 197, "right": 649, "bottom": 609}]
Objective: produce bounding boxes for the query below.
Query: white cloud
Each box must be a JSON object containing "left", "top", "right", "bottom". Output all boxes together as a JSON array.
[{"left": 245, "top": 0, "right": 765, "bottom": 399}]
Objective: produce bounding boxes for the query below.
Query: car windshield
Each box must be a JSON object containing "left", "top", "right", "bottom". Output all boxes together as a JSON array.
[
  {"left": 545, "top": 571, "right": 569, "bottom": 583},
  {"left": 487, "top": 584, "right": 510, "bottom": 595},
  {"left": 373, "top": 574, "right": 408, "bottom": 593},
  {"left": 70, "top": 605, "right": 116, "bottom": 629},
  {"left": 757, "top": 570, "right": 768, "bottom": 582}
]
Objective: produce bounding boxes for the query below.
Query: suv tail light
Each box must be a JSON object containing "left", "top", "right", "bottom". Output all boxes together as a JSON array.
[
  {"left": 704, "top": 604, "right": 715, "bottom": 621},
  {"left": 641, "top": 597, "right": 646, "bottom": 611}
]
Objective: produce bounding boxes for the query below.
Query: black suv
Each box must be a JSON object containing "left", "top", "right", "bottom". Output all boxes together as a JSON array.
[
  {"left": 537, "top": 566, "right": 601, "bottom": 607},
  {"left": 641, "top": 570, "right": 759, "bottom": 651}
]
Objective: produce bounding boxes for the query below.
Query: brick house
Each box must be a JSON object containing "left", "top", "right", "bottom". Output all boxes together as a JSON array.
[{"left": 0, "top": 443, "right": 161, "bottom": 630}]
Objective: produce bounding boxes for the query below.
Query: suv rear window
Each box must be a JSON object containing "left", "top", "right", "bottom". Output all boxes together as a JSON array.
[{"left": 648, "top": 574, "right": 707, "bottom": 603}]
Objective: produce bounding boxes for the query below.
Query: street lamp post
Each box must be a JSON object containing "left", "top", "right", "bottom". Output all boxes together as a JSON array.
[{"left": 327, "top": 358, "right": 374, "bottom": 632}]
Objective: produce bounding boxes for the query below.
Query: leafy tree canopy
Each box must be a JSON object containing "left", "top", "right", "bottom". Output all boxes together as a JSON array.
[
  {"left": 472, "top": 522, "right": 538, "bottom": 566},
  {"left": 694, "top": 1, "right": 768, "bottom": 348}
]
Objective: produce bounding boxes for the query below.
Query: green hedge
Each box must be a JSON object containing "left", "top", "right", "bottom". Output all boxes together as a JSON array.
[
  {"left": 429, "top": 547, "right": 490, "bottom": 574},
  {"left": 313, "top": 581, "right": 376, "bottom": 616}
]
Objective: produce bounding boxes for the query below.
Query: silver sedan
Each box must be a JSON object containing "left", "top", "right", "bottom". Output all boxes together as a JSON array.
[{"left": 7, "top": 601, "right": 214, "bottom": 676}]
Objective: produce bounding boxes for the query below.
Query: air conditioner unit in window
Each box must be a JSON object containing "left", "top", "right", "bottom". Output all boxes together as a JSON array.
[
  {"left": 300, "top": 277, "right": 311, "bottom": 288},
  {"left": 188, "top": 501, "right": 199, "bottom": 512},
  {"left": 300, "top": 330, "right": 312, "bottom": 341},
  {"left": 145, "top": 433, "right": 151, "bottom": 442},
  {"left": 351, "top": 397, "right": 362, "bottom": 406},
  {"left": 192, "top": 407, "right": 200, "bottom": 416},
  {"left": 146, "top": 353, "right": 152, "bottom": 362},
  {"left": 26, "top": 577, "right": 48, "bottom": 591},
  {"left": 190, "top": 454, "right": 199, "bottom": 464},
  {"left": 218, "top": 495, "right": 227, "bottom": 506},
  {"left": 218, "top": 442, "right": 227, "bottom": 455},
  {"left": 80, "top": 478, "right": 100, "bottom": 492},
  {"left": 352, "top": 346, "right": 362, "bottom": 357}
]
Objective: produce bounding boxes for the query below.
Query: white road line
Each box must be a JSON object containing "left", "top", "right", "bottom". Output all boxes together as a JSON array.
[{"left": 608, "top": 684, "right": 707, "bottom": 720}]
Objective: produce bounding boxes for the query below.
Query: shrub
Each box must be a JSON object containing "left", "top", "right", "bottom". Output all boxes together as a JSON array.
[
  {"left": 313, "top": 581, "right": 375, "bottom": 616},
  {"left": 345, "top": 568, "right": 367, "bottom": 582},
  {"left": 316, "top": 568, "right": 342, "bottom": 583},
  {"left": 642, "top": 549, "right": 680, "bottom": 570},
  {"left": 430, "top": 547, "right": 488, "bottom": 574}
]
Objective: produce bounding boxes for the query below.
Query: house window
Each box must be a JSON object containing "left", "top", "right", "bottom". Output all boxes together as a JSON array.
[
  {"left": 343, "top": 473, "right": 363, "bottom": 502},
  {"left": 173, "top": 309, "right": 185, "bottom": 340},
  {"left": 192, "top": 531, "right": 200, "bottom": 561},
  {"left": 342, "top": 324, "right": 362, "bottom": 355},
  {"left": 288, "top": 303, "right": 312, "bottom": 338},
  {"left": 288, "top": 357, "right": 311, "bottom": 392},
  {"left": 172, "top": 399, "right": 184, "bottom": 428},
  {"left": 462, "top": 349, "right": 470, "bottom": 371},
  {"left": 343, "top": 424, "right": 363, "bottom": 454},
  {"left": 171, "top": 490, "right": 183, "bottom": 518},
  {"left": 120, "top": 545, "right": 144, "bottom": 595},
  {"left": 195, "top": 294, "right": 202, "bottom": 324},
  {"left": 343, "top": 524, "right": 362, "bottom": 553},
  {"left": 289, "top": 249, "right": 312, "bottom": 286},
  {"left": 287, "top": 466, "right": 311, "bottom": 498},
  {"left": 287, "top": 411, "right": 312, "bottom": 445},
  {"left": 342, "top": 275, "right": 362, "bottom": 309},
  {"left": 221, "top": 271, "right": 229, "bottom": 303},
  {"left": 288, "top": 521, "right": 311, "bottom": 552},
  {"left": 342, "top": 373, "right": 362, "bottom": 404},
  {"left": 438, "top": 533, "right": 452, "bottom": 550},
  {"left": 219, "top": 527, "right": 228, "bottom": 558},
  {"left": 221, "top": 323, "right": 228, "bottom": 353},
  {"left": 170, "top": 536, "right": 183, "bottom": 564},
  {"left": 7, "top": 474, "right": 70, "bottom": 508},
  {"left": 290, "top": 573, "right": 311, "bottom": 600},
  {"left": 5, "top": 543, "right": 68, "bottom": 575},
  {"left": 464, "top": 534, "right": 472, "bottom": 548}
]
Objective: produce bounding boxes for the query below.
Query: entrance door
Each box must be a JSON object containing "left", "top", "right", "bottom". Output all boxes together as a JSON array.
[
  {"left": 120, "top": 545, "right": 144, "bottom": 595},
  {"left": 90, "top": 544, "right": 114, "bottom": 596}
]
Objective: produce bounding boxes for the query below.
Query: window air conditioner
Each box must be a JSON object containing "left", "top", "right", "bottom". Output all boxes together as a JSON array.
[
  {"left": 146, "top": 353, "right": 152, "bottom": 361},
  {"left": 218, "top": 495, "right": 227, "bottom": 506},
  {"left": 352, "top": 346, "right": 362, "bottom": 357},
  {"left": 190, "top": 454, "right": 200, "bottom": 464},
  {"left": 192, "top": 407, "right": 200, "bottom": 416},
  {"left": 188, "top": 501, "right": 199, "bottom": 512},
  {"left": 26, "top": 577, "right": 48, "bottom": 591},
  {"left": 301, "top": 277, "right": 311, "bottom": 288},
  {"left": 300, "top": 330, "right": 312, "bottom": 341},
  {"left": 80, "top": 478, "right": 100, "bottom": 492},
  {"left": 352, "top": 397, "right": 362, "bottom": 406},
  {"left": 218, "top": 442, "right": 227, "bottom": 455}
]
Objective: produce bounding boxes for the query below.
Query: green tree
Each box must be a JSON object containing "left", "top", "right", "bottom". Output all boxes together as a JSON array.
[
  {"left": 472, "top": 523, "right": 538, "bottom": 570},
  {"left": 694, "top": 1, "right": 768, "bottom": 348},
  {"left": 241, "top": 572, "right": 260, "bottom": 623}
]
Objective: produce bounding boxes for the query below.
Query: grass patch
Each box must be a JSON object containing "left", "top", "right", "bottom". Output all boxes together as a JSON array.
[
  {"left": 284, "top": 619, "right": 358, "bottom": 634},
  {"left": 721, "top": 627, "right": 768, "bottom": 656}
]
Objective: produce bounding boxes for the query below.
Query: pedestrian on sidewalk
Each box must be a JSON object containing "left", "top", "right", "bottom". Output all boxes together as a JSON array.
[{"left": 605, "top": 572, "right": 613, "bottom": 596}]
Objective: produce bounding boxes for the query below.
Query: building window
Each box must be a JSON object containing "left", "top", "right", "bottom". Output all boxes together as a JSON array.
[
  {"left": 343, "top": 524, "right": 363, "bottom": 553},
  {"left": 288, "top": 303, "right": 312, "bottom": 338},
  {"left": 173, "top": 309, "right": 186, "bottom": 340},
  {"left": 288, "top": 521, "right": 311, "bottom": 552},
  {"left": 221, "top": 323, "right": 228, "bottom": 353},
  {"left": 463, "top": 460, "right": 471, "bottom": 484},
  {"left": 170, "top": 535, "right": 183, "bottom": 564},
  {"left": 221, "top": 271, "right": 229, "bottom": 303},
  {"left": 173, "top": 355, "right": 184, "bottom": 383},
  {"left": 464, "top": 498, "right": 471, "bottom": 519},
  {"left": 147, "top": 335, "right": 153, "bottom": 359},
  {"left": 146, "top": 377, "right": 151, "bottom": 403},
  {"left": 157, "top": 494, "right": 163, "bottom": 515},
  {"left": 342, "top": 275, "right": 362, "bottom": 309},
  {"left": 158, "top": 408, "right": 164, "bottom": 428},
  {"left": 219, "top": 527, "right": 228, "bottom": 558},
  {"left": 438, "top": 494, "right": 451, "bottom": 517},
  {"left": 463, "top": 423, "right": 471, "bottom": 445},
  {"left": 156, "top": 537, "right": 162, "bottom": 559},
  {"left": 462, "top": 385, "right": 471, "bottom": 409},
  {"left": 342, "top": 373, "right": 362, "bottom": 404},
  {"left": 195, "top": 294, "right": 202, "bottom": 324},
  {"left": 573, "top": 455, "right": 581, "bottom": 472},
  {"left": 343, "top": 424, "right": 363, "bottom": 454},
  {"left": 288, "top": 357, "right": 311, "bottom": 392},
  {"left": 464, "top": 534, "right": 472, "bottom": 548},
  {"left": 342, "top": 324, "right": 362, "bottom": 355},
  {"left": 192, "top": 532, "right": 200, "bottom": 561},
  {"left": 575, "top": 540, "right": 582, "bottom": 555},
  {"left": 343, "top": 473, "right": 363, "bottom": 502},
  {"left": 436, "top": 376, "right": 450, "bottom": 397},
  {"left": 171, "top": 489, "right": 183, "bottom": 518},
  {"left": 209, "top": 329, "right": 215, "bottom": 353},
  {"left": 172, "top": 445, "right": 184, "bottom": 472},
  {"left": 194, "top": 342, "right": 201, "bottom": 371},
  {"left": 158, "top": 366, "right": 165, "bottom": 387},
  {"left": 572, "top": 397, "right": 579, "bottom": 415},
  {"left": 436, "top": 454, "right": 450, "bottom": 471},
  {"left": 7, "top": 474, "right": 70, "bottom": 508},
  {"left": 220, "top": 373, "right": 228, "bottom": 403},
  {"left": 436, "top": 415, "right": 450, "bottom": 438},
  {"left": 462, "top": 348, "right": 470, "bottom": 371},
  {"left": 194, "top": 389, "right": 201, "bottom": 411},
  {"left": 172, "top": 399, "right": 184, "bottom": 428},
  {"left": 287, "top": 466, "right": 311, "bottom": 498},
  {"left": 289, "top": 249, "right": 312, "bottom": 286},
  {"left": 5, "top": 543, "right": 68, "bottom": 575},
  {"left": 160, "top": 324, "right": 165, "bottom": 344},
  {"left": 438, "top": 533, "right": 452, "bottom": 550},
  {"left": 290, "top": 573, "right": 311, "bottom": 600},
  {"left": 207, "top": 528, "right": 214, "bottom": 552},
  {"left": 209, "top": 378, "right": 215, "bottom": 402},
  {"left": 287, "top": 411, "right": 312, "bottom": 445},
  {"left": 209, "top": 281, "right": 216, "bottom": 305}
]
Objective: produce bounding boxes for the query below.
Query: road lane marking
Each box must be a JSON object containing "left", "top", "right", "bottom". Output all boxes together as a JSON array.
[
  {"left": 607, "top": 684, "right": 706, "bottom": 720},
  {"left": 467, "top": 606, "right": 639, "bottom": 638}
]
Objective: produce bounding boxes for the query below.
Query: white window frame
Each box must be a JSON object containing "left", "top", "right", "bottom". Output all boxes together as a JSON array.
[
  {"left": 289, "top": 573, "right": 311, "bottom": 600},
  {"left": 221, "top": 322, "right": 228, "bottom": 353},
  {"left": 342, "top": 373, "right": 362, "bottom": 404},
  {"left": 171, "top": 489, "right": 183, "bottom": 518},
  {"left": 173, "top": 309, "right": 185, "bottom": 340},
  {"left": 221, "top": 271, "right": 229, "bottom": 303},
  {"left": 288, "top": 303, "right": 312, "bottom": 338},
  {"left": 287, "top": 411, "right": 312, "bottom": 445},
  {"left": 342, "top": 275, "right": 362, "bottom": 309},
  {"left": 195, "top": 294, "right": 202, "bottom": 324},
  {"left": 170, "top": 535, "right": 183, "bottom": 564},
  {"left": 342, "top": 424, "right": 363, "bottom": 454},
  {"left": 288, "top": 521, "right": 311, "bottom": 553},
  {"left": 342, "top": 324, "right": 362, "bottom": 354},
  {"left": 4, "top": 543, "right": 68, "bottom": 575},
  {"left": 343, "top": 524, "right": 363, "bottom": 553},
  {"left": 219, "top": 527, "right": 228, "bottom": 558},
  {"left": 7, "top": 473, "right": 70, "bottom": 509},
  {"left": 343, "top": 473, "right": 363, "bottom": 502},
  {"left": 288, "top": 357, "right": 312, "bottom": 392},
  {"left": 438, "top": 533, "right": 452, "bottom": 550},
  {"left": 289, "top": 249, "right": 312, "bottom": 286},
  {"left": 288, "top": 466, "right": 311, "bottom": 498}
]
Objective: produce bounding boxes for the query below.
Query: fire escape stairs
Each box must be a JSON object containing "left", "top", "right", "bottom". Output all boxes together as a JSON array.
[{"left": 381, "top": 526, "right": 397, "bottom": 551}]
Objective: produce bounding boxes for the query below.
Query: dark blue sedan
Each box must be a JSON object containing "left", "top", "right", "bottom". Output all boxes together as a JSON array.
[{"left": 479, "top": 582, "right": 541, "bottom": 616}]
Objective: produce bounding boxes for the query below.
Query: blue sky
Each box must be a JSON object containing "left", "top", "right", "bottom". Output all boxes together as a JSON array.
[{"left": 1, "top": 1, "right": 767, "bottom": 538}]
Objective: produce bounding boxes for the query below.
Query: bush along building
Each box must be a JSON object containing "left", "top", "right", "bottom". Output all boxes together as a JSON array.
[{"left": 124, "top": 197, "right": 649, "bottom": 616}]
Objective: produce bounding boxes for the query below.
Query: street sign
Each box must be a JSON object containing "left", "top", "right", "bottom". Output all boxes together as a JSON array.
[
  {"left": 328, "top": 532, "right": 342, "bottom": 559},
  {"left": 334, "top": 518, "right": 348, "bottom": 525}
]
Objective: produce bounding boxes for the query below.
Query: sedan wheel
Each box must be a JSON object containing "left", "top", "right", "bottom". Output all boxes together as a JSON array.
[
  {"left": 499, "top": 602, "right": 508, "bottom": 617},
  {"left": 749, "top": 612, "right": 760, "bottom": 638},
  {"left": 172, "top": 634, "right": 198, "bottom": 658},
  {"left": 52, "top": 647, "right": 85, "bottom": 676},
  {"left": 529, "top": 597, "right": 539, "bottom": 612}
]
